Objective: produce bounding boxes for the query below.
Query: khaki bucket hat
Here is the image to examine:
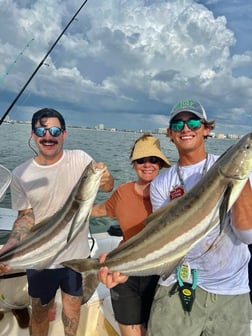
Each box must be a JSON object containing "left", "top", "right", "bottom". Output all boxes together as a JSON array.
[{"left": 131, "top": 135, "right": 170, "bottom": 168}]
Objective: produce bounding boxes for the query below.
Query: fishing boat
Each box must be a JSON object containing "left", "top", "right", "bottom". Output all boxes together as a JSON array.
[{"left": 0, "top": 165, "right": 122, "bottom": 336}]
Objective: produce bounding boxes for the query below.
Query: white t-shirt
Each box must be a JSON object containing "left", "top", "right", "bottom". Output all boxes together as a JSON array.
[
  {"left": 11, "top": 150, "right": 92, "bottom": 268},
  {"left": 150, "top": 154, "right": 251, "bottom": 295}
]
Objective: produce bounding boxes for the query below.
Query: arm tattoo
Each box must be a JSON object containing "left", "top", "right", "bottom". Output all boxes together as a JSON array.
[{"left": 9, "top": 209, "right": 35, "bottom": 242}]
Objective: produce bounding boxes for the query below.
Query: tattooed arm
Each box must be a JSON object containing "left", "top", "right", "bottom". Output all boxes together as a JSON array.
[
  {"left": 0, "top": 208, "right": 35, "bottom": 273},
  {"left": 5, "top": 208, "right": 35, "bottom": 249}
]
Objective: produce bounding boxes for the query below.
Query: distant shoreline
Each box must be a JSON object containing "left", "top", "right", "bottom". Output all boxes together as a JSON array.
[{"left": 2, "top": 120, "right": 242, "bottom": 140}]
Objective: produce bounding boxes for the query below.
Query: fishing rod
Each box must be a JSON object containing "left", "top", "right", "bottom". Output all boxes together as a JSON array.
[
  {"left": 0, "top": 38, "right": 34, "bottom": 86},
  {"left": 0, "top": 0, "right": 89, "bottom": 125}
]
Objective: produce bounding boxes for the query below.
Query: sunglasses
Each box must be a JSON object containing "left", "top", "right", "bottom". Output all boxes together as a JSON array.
[
  {"left": 135, "top": 156, "right": 160, "bottom": 164},
  {"left": 33, "top": 126, "right": 63, "bottom": 137},
  {"left": 170, "top": 118, "right": 202, "bottom": 132}
]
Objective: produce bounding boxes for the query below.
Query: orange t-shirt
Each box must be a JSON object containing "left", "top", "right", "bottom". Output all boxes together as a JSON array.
[{"left": 105, "top": 182, "right": 152, "bottom": 241}]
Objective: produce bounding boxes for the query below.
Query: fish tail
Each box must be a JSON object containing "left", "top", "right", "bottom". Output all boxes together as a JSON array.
[
  {"left": 62, "top": 258, "right": 100, "bottom": 303},
  {"left": 82, "top": 272, "right": 99, "bottom": 303}
]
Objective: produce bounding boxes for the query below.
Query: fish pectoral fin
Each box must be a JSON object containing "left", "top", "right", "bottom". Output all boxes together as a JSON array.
[
  {"left": 160, "top": 258, "right": 183, "bottom": 281},
  {"left": 66, "top": 216, "right": 89, "bottom": 243},
  {"left": 67, "top": 214, "right": 78, "bottom": 242},
  {"left": 144, "top": 202, "right": 172, "bottom": 225},
  {"left": 30, "top": 218, "right": 48, "bottom": 232},
  {"left": 81, "top": 273, "right": 99, "bottom": 304},
  {"left": 219, "top": 183, "right": 233, "bottom": 232}
]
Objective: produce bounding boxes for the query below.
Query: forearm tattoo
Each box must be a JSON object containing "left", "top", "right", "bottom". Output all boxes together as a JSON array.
[{"left": 9, "top": 209, "right": 35, "bottom": 242}]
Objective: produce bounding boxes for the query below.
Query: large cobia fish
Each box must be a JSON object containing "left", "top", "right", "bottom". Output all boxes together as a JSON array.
[
  {"left": 63, "top": 132, "right": 252, "bottom": 303},
  {"left": 0, "top": 160, "right": 105, "bottom": 270}
]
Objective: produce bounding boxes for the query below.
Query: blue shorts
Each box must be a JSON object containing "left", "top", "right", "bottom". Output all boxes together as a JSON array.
[{"left": 26, "top": 268, "right": 82, "bottom": 305}]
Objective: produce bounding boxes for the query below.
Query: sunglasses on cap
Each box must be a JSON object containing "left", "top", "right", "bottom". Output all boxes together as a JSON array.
[
  {"left": 33, "top": 126, "right": 63, "bottom": 137},
  {"left": 170, "top": 118, "right": 202, "bottom": 132},
  {"left": 135, "top": 156, "right": 160, "bottom": 164}
]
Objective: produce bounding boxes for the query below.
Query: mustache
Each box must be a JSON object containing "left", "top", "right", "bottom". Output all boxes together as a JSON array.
[{"left": 39, "top": 139, "right": 58, "bottom": 145}]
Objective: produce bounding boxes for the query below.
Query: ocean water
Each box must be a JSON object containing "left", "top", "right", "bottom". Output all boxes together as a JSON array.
[{"left": 0, "top": 123, "right": 237, "bottom": 233}]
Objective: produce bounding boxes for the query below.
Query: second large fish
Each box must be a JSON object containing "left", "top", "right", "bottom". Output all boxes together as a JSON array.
[
  {"left": 63, "top": 132, "right": 252, "bottom": 303},
  {"left": 0, "top": 160, "right": 105, "bottom": 270}
]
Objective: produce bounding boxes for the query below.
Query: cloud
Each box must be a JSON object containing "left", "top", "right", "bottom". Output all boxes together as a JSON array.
[{"left": 0, "top": 0, "right": 251, "bottom": 134}]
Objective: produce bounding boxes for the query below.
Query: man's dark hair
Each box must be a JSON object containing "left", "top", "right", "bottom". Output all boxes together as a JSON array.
[{"left": 31, "top": 108, "right": 66, "bottom": 130}]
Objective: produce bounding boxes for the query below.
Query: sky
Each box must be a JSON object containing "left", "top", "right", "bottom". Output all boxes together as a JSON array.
[{"left": 0, "top": 0, "right": 251, "bottom": 134}]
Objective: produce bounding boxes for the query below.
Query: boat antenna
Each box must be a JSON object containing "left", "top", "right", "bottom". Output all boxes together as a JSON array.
[{"left": 0, "top": 0, "right": 89, "bottom": 125}]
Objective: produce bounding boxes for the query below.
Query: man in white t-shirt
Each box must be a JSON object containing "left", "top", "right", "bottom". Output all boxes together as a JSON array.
[
  {"left": 147, "top": 99, "right": 252, "bottom": 336},
  {"left": 0, "top": 108, "right": 114, "bottom": 336},
  {"left": 92, "top": 99, "right": 252, "bottom": 336}
]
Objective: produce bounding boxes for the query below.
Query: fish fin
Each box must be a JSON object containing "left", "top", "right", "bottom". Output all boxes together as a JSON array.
[
  {"left": 30, "top": 218, "right": 49, "bottom": 232},
  {"left": 219, "top": 183, "right": 233, "bottom": 232},
  {"left": 62, "top": 258, "right": 99, "bottom": 303},
  {"left": 81, "top": 272, "right": 99, "bottom": 304},
  {"left": 144, "top": 201, "right": 174, "bottom": 226},
  {"left": 160, "top": 258, "right": 183, "bottom": 280},
  {"left": 67, "top": 212, "right": 78, "bottom": 242},
  {"left": 66, "top": 211, "right": 90, "bottom": 243},
  {"left": 62, "top": 258, "right": 99, "bottom": 272}
]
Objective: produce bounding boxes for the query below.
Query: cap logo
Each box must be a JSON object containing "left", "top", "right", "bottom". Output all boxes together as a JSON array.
[{"left": 175, "top": 99, "right": 194, "bottom": 109}]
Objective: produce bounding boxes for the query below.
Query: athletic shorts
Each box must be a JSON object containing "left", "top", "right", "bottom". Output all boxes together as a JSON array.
[
  {"left": 26, "top": 268, "right": 82, "bottom": 305},
  {"left": 110, "top": 275, "right": 159, "bottom": 326},
  {"left": 147, "top": 284, "right": 251, "bottom": 336}
]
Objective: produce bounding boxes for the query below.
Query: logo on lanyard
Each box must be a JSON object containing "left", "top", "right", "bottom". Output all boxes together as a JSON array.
[{"left": 169, "top": 185, "right": 185, "bottom": 200}]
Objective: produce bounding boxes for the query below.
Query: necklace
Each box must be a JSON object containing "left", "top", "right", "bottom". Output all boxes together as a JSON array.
[{"left": 176, "top": 154, "right": 209, "bottom": 192}]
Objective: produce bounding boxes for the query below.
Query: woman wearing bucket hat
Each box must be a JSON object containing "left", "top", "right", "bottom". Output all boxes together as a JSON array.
[{"left": 91, "top": 134, "right": 170, "bottom": 336}]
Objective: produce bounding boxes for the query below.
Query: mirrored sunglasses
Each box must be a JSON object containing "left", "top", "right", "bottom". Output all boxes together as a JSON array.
[
  {"left": 135, "top": 156, "right": 160, "bottom": 164},
  {"left": 170, "top": 118, "right": 202, "bottom": 132},
  {"left": 34, "top": 126, "right": 63, "bottom": 137}
]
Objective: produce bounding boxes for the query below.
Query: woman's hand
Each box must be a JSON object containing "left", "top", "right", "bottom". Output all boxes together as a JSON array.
[{"left": 98, "top": 253, "right": 128, "bottom": 288}]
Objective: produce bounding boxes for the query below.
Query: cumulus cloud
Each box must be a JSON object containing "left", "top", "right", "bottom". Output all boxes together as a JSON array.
[{"left": 0, "top": 0, "right": 251, "bottom": 134}]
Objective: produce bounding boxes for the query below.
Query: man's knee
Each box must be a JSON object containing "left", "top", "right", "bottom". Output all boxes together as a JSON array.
[{"left": 31, "top": 297, "right": 53, "bottom": 321}]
